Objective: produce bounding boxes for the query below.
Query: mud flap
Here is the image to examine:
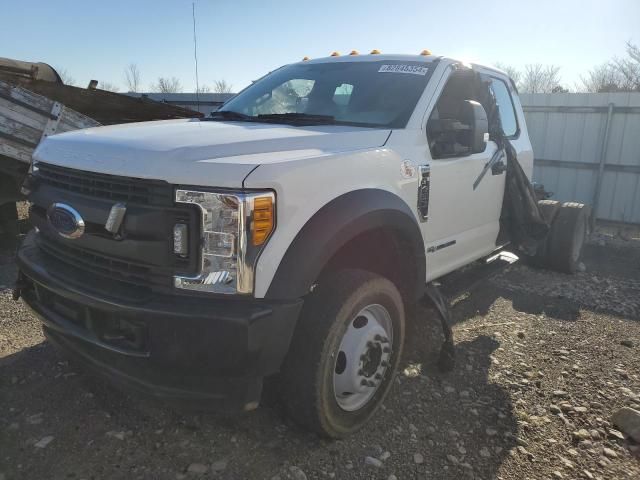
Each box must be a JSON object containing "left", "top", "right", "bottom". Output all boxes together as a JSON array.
[{"left": 423, "top": 282, "right": 456, "bottom": 372}]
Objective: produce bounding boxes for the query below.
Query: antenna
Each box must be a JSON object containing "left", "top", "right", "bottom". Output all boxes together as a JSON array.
[{"left": 192, "top": 2, "right": 201, "bottom": 113}]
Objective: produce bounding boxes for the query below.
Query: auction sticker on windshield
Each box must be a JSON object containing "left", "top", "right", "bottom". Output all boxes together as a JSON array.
[{"left": 378, "top": 64, "right": 429, "bottom": 75}]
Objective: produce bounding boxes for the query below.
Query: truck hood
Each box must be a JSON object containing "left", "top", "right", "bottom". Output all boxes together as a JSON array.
[{"left": 33, "top": 119, "right": 391, "bottom": 188}]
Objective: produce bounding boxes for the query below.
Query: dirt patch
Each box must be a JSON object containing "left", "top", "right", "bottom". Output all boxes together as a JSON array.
[{"left": 1, "top": 245, "right": 639, "bottom": 479}]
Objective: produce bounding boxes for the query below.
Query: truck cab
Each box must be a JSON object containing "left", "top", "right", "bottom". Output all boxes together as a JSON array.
[{"left": 16, "top": 52, "right": 546, "bottom": 437}]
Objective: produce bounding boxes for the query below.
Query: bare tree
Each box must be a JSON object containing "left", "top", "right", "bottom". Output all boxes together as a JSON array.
[
  {"left": 580, "top": 42, "right": 640, "bottom": 92},
  {"left": 494, "top": 62, "right": 522, "bottom": 88},
  {"left": 124, "top": 63, "right": 141, "bottom": 93},
  {"left": 98, "top": 81, "right": 120, "bottom": 92},
  {"left": 213, "top": 79, "right": 233, "bottom": 93},
  {"left": 612, "top": 41, "right": 640, "bottom": 91},
  {"left": 580, "top": 63, "right": 625, "bottom": 92},
  {"left": 196, "top": 84, "right": 211, "bottom": 93},
  {"left": 153, "top": 77, "right": 183, "bottom": 93},
  {"left": 628, "top": 41, "right": 640, "bottom": 63},
  {"left": 520, "top": 64, "right": 563, "bottom": 93},
  {"left": 56, "top": 68, "right": 76, "bottom": 86}
]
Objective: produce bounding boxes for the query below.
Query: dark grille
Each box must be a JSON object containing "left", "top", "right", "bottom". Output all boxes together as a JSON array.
[
  {"left": 36, "top": 162, "right": 173, "bottom": 206},
  {"left": 30, "top": 163, "right": 200, "bottom": 295}
]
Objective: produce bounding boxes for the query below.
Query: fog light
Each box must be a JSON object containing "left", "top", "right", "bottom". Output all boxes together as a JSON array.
[{"left": 173, "top": 223, "right": 188, "bottom": 256}]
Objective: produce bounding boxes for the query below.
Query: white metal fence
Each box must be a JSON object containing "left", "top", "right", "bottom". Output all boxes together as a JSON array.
[{"left": 521, "top": 93, "right": 640, "bottom": 224}]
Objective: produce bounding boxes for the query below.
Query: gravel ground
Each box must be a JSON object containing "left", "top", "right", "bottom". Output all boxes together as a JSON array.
[{"left": 1, "top": 239, "right": 639, "bottom": 480}]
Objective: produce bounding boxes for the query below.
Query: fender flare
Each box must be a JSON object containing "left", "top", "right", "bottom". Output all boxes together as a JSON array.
[{"left": 265, "top": 189, "right": 425, "bottom": 300}]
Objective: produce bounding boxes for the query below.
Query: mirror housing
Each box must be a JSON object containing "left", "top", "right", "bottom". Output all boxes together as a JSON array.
[
  {"left": 427, "top": 99, "right": 489, "bottom": 158},
  {"left": 461, "top": 100, "right": 489, "bottom": 154}
]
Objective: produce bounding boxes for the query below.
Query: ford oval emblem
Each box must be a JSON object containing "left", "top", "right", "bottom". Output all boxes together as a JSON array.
[{"left": 47, "top": 203, "right": 85, "bottom": 239}]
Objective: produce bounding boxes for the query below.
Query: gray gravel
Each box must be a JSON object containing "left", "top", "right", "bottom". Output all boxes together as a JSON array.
[{"left": 1, "top": 241, "right": 639, "bottom": 479}]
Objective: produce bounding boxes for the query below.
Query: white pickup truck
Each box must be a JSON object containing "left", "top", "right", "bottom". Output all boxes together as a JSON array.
[{"left": 14, "top": 52, "right": 588, "bottom": 437}]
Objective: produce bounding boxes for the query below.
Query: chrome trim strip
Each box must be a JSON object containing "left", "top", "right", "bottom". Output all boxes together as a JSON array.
[{"left": 238, "top": 191, "right": 276, "bottom": 294}]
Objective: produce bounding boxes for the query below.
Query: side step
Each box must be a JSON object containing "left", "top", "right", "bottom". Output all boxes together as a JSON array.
[{"left": 438, "top": 250, "right": 518, "bottom": 299}]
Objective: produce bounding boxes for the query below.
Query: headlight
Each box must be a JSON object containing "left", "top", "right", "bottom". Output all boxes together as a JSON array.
[{"left": 173, "top": 189, "right": 275, "bottom": 294}]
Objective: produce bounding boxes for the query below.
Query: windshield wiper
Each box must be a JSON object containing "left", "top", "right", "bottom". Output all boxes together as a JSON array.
[
  {"left": 256, "top": 113, "right": 336, "bottom": 125},
  {"left": 204, "top": 110, "right": 254, "bottom": 122},
  {"left": 204, "top": 110, "right": 336, "bottom": 126}
]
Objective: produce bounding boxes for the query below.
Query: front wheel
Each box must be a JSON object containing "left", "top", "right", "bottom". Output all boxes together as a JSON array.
[{"left": 279, "top": 269, "right": 405, "bottom": 438}]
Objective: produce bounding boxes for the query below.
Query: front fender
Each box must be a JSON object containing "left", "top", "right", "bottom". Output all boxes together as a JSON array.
[{"left": 265, "top": 189, "right": 425, "bottom": 300}]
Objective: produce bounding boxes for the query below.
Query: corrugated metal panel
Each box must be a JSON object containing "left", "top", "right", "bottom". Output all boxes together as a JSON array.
[{"left": 521, "top": 93, "right": 640, "bottom": 224}]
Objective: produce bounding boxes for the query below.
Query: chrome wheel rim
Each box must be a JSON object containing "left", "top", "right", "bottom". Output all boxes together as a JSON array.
[{"left": 333, "top": 304, "right": 393, "bottom": 412}]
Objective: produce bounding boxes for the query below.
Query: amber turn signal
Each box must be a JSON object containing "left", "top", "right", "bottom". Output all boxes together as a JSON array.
[{"left": 252, "top": 196, "right": 274, "bottom": 246}]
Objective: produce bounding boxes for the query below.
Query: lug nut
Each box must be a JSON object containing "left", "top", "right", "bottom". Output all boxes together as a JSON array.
[
  {"left": 375, "top": 373, "right": 382, "bottom": 380},
  {"left": 360, "top": 379, "right": 368, "bottom": 386}
]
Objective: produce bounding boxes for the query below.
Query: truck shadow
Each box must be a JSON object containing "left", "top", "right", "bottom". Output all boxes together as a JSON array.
[
  {"left": 1, "top": 311, "right": 517, "bottom": 480},
  {"left": 398, "top": 322, "right": 518, "bottom": 479}
]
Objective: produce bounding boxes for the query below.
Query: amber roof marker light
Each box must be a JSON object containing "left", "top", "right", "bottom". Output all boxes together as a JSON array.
[
  {"left": 370, "top": 49, "right": 381, "bottom": 54},
  {"left": 420, "top": 49, "right": 432, "bottom": 56}
]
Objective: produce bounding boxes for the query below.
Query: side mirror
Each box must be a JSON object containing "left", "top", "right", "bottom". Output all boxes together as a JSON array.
[
  {"left": 462, "top": 100, "right": 489, "bottom": 153},
  {"left": 427, "top": 99, "right": 489, "bottom": 159}
]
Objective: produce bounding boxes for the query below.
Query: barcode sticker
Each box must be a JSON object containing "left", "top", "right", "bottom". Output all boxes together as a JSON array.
[{"left": 378, "top": 64, "right": 429, "bottom": 75}]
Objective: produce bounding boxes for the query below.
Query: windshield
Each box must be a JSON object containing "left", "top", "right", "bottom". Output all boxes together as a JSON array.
[{"left": 218, "top": 60, "right": 435, "bottom": 128}]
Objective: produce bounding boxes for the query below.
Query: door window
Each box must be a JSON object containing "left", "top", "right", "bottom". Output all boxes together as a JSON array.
[
  {"left": 427, "top": 71, "right": 481, "bottom": 158},
  {"left": 488, "top": 79, "right": 518, "bottom": 137}
]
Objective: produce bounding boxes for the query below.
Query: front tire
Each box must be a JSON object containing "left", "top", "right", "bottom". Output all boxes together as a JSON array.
[{"left": 280, "top": 269, "right": 405, "bottom": 438}]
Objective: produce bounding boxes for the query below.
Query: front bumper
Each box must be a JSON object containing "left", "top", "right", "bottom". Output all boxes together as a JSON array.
[{"left": 16, "top": 232, "right": 302, "bottom": 411}]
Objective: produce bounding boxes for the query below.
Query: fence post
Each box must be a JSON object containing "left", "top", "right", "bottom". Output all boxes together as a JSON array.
[{"left": 590, "top": 102, "right": 614, "bottom": 230}]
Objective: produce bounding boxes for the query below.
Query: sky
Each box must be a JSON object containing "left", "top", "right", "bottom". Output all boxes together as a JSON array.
[{"left": 1, "top": 0, "right": 637, "bottom": 93}]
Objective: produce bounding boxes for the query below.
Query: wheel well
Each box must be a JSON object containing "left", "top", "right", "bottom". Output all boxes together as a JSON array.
[{"left": 320, "top": 227, "right": 424, "bottom": 308}]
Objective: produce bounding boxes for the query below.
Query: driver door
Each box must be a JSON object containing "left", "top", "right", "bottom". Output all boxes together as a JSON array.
[{"left": 420, "top": 67, "right": 506, "bottom": 281}]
